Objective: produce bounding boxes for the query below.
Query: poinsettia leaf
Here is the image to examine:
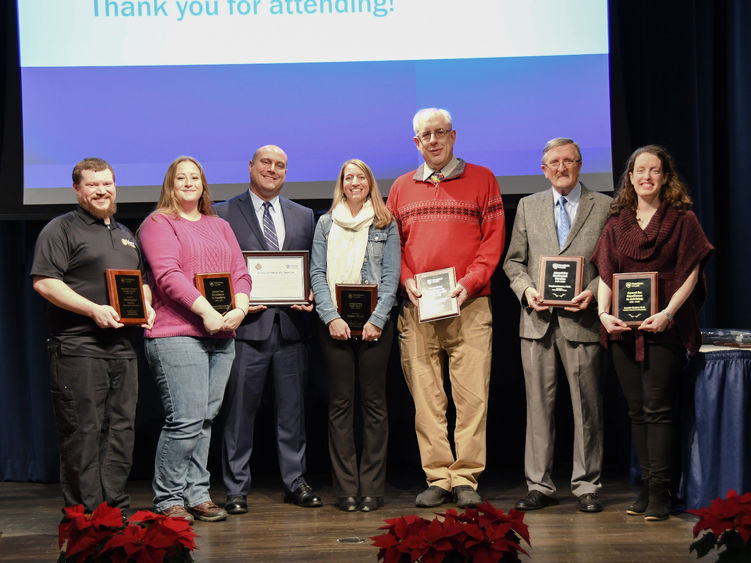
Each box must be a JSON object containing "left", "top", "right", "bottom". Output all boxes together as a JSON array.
[
  {"left": 90, "top": 502, "right": 125, "bottom": 529},
  {"left": 62, "top": 505, "right": 86, "bottom": 520},
  {"left": 401, "top": 535, "right": 428, "bottom": 550},
  {"left": 507, "top": 511, "right": 530, "bottom": 544},
  {"left": 461, "top": 523, "right": 485, "bottom": 541},
  {"left": 736, "top": 514, "right": 751, "bottom": 543},
  {"left": 128, "top": 510, "right": 166, "bottom": 524},
  {"left": 371, "top": 533, "right": 399, "bottom": 549}
]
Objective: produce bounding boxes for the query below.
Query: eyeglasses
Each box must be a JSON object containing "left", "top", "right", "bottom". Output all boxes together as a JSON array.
[
  {"left": 417, "top": 129, "right": 452, "bottom": 143},
  {"left": 544, "top": 159, "right": 581, "bottom": 169}
]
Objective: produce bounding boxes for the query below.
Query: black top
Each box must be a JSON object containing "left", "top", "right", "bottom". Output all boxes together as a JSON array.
[{"left": 30, "top": 206, "right": 143, "bottom": 358}]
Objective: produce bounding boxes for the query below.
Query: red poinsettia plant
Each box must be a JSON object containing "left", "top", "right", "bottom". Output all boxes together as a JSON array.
[
  {"left": 688, "top": 489, "right": 751, "bottom": 561},
  {"left": 58, "top": 502, "right": 198, "bottom": 563},
  {"left": 372, "top": 501, "right": 530, "bottom": 563}
]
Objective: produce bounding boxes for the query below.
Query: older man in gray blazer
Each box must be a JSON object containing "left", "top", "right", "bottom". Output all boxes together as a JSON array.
[{"left": 503, "top": 138, "right": 611, "bottom": 513}]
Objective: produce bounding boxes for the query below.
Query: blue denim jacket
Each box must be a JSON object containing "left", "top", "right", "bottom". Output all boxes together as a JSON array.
[{"left": 310, "top": 213, "right": 400, "bottom": 329}]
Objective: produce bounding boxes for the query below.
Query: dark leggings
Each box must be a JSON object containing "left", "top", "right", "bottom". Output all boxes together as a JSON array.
[{"left": 611, "top": 341, "right": 685, "bottom": 483}]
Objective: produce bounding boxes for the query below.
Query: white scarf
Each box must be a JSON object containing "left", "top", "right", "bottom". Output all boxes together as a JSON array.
[{"left": 326, "top": 199, "right": 375, "bottom": 307}]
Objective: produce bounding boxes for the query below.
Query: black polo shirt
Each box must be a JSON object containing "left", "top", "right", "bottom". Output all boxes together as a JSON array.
[{"left": 30, "top": 206, "right": 143, "bottom": 358}]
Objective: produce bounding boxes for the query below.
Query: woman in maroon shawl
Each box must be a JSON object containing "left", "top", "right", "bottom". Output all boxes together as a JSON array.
[{"left": 592, "top": 145, "right": 713, "bottom": 521}]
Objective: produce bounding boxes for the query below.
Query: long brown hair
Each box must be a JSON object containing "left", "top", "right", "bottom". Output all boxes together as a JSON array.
[
  {"left": 610, "top": 145, "right": 693, "bottom": 216},
  {"left": 329, "top": 159, "right": 392, "bottom": 229},
  {"left": 153, "top": 156, "right": 216, "bottom": 219}
]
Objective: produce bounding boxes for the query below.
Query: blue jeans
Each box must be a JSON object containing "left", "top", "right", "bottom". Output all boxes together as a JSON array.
[{"left": 145, "top": 336, "right": 235, "bottom": 511}]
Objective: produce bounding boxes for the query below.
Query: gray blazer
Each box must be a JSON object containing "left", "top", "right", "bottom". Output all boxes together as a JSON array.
[{"left": 503, "top": 184, "right": 611, "bottom": 343}]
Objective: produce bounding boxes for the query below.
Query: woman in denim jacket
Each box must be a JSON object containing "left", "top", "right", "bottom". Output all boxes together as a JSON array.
[{"left": 310, "top": 159, "right": 400, "bottom": 513}]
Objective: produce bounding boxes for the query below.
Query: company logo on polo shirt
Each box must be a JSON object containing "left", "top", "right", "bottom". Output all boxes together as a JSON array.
[{"left": 121, "top": 238, "right": 137, "bottom": 249}]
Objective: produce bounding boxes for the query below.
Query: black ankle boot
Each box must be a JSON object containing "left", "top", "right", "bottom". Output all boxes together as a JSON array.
[
  {"left": 645, "top": 480, "right": 670, "bottom": 521},
  {"left": 626, "top": 481, "right": 649, "bottom": 515}
]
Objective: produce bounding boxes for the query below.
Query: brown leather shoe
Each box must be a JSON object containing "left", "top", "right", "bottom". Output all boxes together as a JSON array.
[
  {"left": 160, "top": 504, "right": 195, "bottom": 523},
  {"left": 189, "top": 500, "right": 227, "bottom": 522}
]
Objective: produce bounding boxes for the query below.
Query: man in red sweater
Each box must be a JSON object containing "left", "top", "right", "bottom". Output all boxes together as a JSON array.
[{"left": 386, "top": 108, "right": 505, "bottom": 508}]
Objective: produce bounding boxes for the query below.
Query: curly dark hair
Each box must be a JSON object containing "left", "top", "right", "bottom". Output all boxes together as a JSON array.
[{"left": 610, "top": 145, "right": 693, "bottom": 216}]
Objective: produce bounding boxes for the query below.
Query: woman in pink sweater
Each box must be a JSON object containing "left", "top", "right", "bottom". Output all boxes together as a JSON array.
[{"left": 139, "top": 156, "right": 251, "bottom": 523}]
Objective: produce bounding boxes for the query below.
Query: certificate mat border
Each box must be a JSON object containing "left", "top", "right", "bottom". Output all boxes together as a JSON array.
[{"left": 243, "top": 250, "right": 310, "bottom": 305}]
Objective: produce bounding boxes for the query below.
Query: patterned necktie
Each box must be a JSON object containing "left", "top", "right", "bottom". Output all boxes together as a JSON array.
[
  {"left": 429, "top": 170, "right": 445, "bottom": 185},
  {"left": 262, "top": 201, "right": 279, "bottom": 250},
  {"left": 557, "top": 196, "right": 570, "bottom": 249}
]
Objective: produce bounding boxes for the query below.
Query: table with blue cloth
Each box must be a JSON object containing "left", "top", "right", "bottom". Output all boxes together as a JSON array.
[{"left": 683, "top": 347, "right": 751, "bottom": 509}]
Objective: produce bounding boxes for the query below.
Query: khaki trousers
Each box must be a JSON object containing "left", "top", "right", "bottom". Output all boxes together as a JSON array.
[{"left": 397, "top": 297, "right": 492, "bottom": 490}]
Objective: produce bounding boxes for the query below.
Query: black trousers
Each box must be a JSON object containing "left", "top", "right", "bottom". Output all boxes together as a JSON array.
[
  {"left": 611, "top": 340, "right": 685, "bottom": 484},
  {"left": 48, "top": 344, "right": 137, "bottom": 511},
  {"left": 318, "top": 320, "right": 392, "bottom": 497}
]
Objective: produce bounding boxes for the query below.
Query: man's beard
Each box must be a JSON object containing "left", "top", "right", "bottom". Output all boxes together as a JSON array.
[{"left": 80, "top": 197, "right": 116, "bottom": 221}]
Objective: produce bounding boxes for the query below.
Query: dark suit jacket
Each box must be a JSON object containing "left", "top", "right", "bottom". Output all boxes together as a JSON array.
[
  {"left": 215, "top": 191, "right": 316, "bottom": 342},
  {"left": 503, "top": 184, "right": 611, "bottom": 343}
]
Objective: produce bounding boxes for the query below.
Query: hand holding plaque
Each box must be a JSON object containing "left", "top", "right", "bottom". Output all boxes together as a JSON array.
[
  {"left": 414, "top": 267, "right": 460, "bottom": 323},
  {"left": 336, "top": 284, "right": 377, "bottom": 337},
  {"left": 537, "top": 256, "right": 584, "bottom": 307},
  {"left": 105, "top": 269, "right": 147, "bottom": 325},
  {"left": 612, "top": 272, "right": 658, "bottom": 326},
  {"left": 195, "top": 273, "right": 235, "bottom": 314}
]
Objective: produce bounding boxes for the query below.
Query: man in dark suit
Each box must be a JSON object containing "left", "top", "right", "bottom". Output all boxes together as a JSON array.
[
  {"left": 215, "top": 145, "right": 320, "bottom": 512},
  {"left": 503, "top": 138, "right": 611, "bottom": 513}
]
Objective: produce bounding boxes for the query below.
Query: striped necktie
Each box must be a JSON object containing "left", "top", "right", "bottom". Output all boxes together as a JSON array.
[
  {"left": 262, "top": 201, "right": 279, "bottom": 250},
  {"left": 557, "top": 196, "right": 570, "bottom": 249}
]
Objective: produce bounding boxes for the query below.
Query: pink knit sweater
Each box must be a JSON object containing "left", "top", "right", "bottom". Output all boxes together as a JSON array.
[{"left": 139, "top": 212, "right": 252, "bottom": 339}]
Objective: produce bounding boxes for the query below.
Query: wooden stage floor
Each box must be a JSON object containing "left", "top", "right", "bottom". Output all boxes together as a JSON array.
[{"left": 0, "top": 475, "right": 711, "bottom": 562}]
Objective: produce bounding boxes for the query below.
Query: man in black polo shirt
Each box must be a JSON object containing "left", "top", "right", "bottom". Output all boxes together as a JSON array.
[{"left": 31, "top": 157, "right": 154, "bottom": 513}]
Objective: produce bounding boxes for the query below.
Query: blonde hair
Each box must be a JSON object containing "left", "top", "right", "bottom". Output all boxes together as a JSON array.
[{"left": 329, "top": 159, "right": 392, "bottom": 229}]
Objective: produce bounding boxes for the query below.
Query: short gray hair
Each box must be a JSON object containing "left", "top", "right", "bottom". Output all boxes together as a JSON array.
[
  {"left": 541, "top": 137, "right": 582, "bottom": 165},
  {"left": 413, "top": 108, "right": 453, "bottom": 135}
]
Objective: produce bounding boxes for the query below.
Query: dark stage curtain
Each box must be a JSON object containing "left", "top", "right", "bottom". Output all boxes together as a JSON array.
[
  {"left": 0, "top": 220, "right": 59, "bottom": 481},
  {"left": 609, "top": 0, "right": 751, "bottom": 329}
]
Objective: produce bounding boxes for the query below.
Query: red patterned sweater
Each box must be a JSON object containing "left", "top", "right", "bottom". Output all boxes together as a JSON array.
[{"left": 386, "top": 160, "right": 505, "bottom": 297}]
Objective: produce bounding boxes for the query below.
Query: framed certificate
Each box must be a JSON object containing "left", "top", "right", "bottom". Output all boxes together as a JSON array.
[
  {"left": 336, "top": 284, "right": 377, "bottom": 336},
  {"left": 105, "top": 269, "right": 147, "bottom": 325},
  {"left": 195, "top": 273, "right": 235, "bottom": 313},
  {"left": 243, "top": 251, "right": 310, "bottom": 305},
  {"left": 613, "top": 272, "right": 659, "bottom": 326},
  {"left": 537, "top": 255, "right": 584, "bottom": 306},
  {"left": 414, "top": 267, "right": 460, "bottom": 323}
]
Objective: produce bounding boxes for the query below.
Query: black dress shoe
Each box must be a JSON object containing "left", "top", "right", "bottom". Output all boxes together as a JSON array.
[
  {"left": 284, "top": 480, "right": 323, "bottom": 508},
  {"left": 453, "top": 486, "right": 482, "bottom": 508},
  {"left": 336, "top": 496, "right": 359, "bottom": 512},
  {"left": 415, "top": 486, "right": 452, "bottom": 507},
  {"left": 515, "top": 490, "right": 559, "bottom": 511},
  {"left": 577, "top": 493, "right": 603, "bottom": 513},
  {"left": 225, "top": 494, "right": 248, "bottom": 515},
  {"left": 360, "top": 496, "right": 383, "bottom": 512}
]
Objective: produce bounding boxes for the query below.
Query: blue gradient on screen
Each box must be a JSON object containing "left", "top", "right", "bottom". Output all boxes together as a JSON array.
[{"left": 21, "top": 54, "right": 610, "bottom": 190}]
